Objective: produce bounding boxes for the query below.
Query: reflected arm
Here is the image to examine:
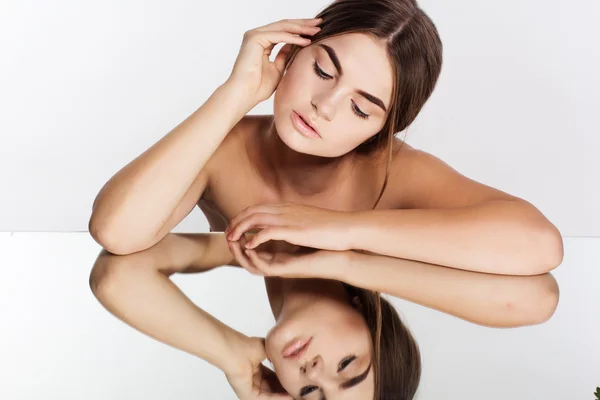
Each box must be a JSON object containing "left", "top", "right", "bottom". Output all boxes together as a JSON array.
[
  {"left": 337, "top": 250, "right": 559, "bottom": 328},
  {"left": 89, "top": 232, "right": 248, "bottom": 375}
]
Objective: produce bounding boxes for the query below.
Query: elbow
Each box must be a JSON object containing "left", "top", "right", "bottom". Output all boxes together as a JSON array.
[
  {"left": 504, "top": 274, "right": 560, "bottom": 327},
  {"left": 514, "top": 222, "right": 564, "bottom": 276},
  {"left": 89, "top": 247, "right": 125, "bottom": 298},
  {"left": 88, "top": 217, "right": 146, "bottom": 256},
  {"left": 529, "top": 285, "right": 560, "bottom": 326},
  {"left": 89, "top": 251, "right": 139, "bottom": 300},
  {"left": 536, "top": 272, "right": 561, "bottom": 324},
  {"left": 530, "top": 224, "right": 564, "bottom": 275}
]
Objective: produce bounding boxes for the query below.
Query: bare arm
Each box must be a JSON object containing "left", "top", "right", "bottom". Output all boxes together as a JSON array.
[
  {"left": 89, "top": 82, "right": 254, "bottom": 255},
  {"left": 89, "top": 232, "right": 248, "bottom": 375},
  {"left": 338, "top": 250, "right": 560, "bottom": 328},
  {"left": 347, "top": 150, "right": 563, "bottom": 275}
]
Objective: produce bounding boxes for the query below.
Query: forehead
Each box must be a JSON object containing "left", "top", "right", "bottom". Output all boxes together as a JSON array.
[{"left": 314, "top": 33, "right": 393, "bottom": 107}]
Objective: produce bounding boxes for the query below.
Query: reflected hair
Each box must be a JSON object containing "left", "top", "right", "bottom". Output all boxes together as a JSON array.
[{"left": 283, "top": 0, "right": 443, "bottom": 398}]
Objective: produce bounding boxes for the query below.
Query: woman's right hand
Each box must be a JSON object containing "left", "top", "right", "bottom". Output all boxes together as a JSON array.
[
  {"left": 224, "top": 336, "right": 292, "bottom": 400},
  {"left": 226, "top": 18, "right": 322, "bottom": 106},
  {"left": 228, "top": 234, "right": 350, "bottom": 281}
]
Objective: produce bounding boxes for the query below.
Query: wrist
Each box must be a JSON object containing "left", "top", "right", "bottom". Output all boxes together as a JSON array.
[
  {"left": 345, "top": 210, "right": 367, "bottom": 250},
  {"left": 219, "top": 330, "right": 253, "bottom": 377},
  {"left": 218, "top": 80, "right": 257, "bottom": 113},
  {"left": 340, "top": 250, "right": 367, "bottom": 287},
  {"left": 329, "top": 250, "right": 357, "bottom": 283}
]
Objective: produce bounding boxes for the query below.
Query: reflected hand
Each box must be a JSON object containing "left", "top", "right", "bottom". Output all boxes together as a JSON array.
[
  {"left": 229, "top": 237, "right": 350, "bottom": 280},
  {"left": 225, "top": 336, "right": 292, "bottom": 400}
]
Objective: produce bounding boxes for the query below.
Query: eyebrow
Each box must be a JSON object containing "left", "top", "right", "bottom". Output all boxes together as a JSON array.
[
  {"left": 300, "top": 361, "right": 372, "bottom": 400},
  {"left": 317, "top": 44, "right": 388, "bottom": 113}
]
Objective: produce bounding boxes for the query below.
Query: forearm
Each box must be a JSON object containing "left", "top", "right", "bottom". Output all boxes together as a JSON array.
[
  {"left": 349, "top": 200, "right": 563, "bottom": 275},
  {"left": 90, "top": 234, "right": 246, "bottom": 375},
  {"left": 339, "top": 251, "right": 559, "bottom": 328},
  {"left": 89, "top": 82, "right": 253, "bottom": 253}
]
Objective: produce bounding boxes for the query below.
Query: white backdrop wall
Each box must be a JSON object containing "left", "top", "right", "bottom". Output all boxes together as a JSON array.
[{"left": 1, "top": 0, "right": 598, "bottom": 236}]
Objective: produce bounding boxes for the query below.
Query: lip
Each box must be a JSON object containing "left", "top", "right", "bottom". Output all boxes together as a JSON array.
[
  {"left": 291, "top": 111, "right": 320, "bottom": 138},
  {"left": 282, "top": 337, "right": 312, "bottom": 359}
]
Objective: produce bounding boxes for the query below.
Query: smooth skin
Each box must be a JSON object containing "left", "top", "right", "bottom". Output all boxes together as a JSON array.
[
  {"left": 89, "top": 16, "right": 563, "bottom": 400},
  {"left": 90, "top": 232, "right": 558, "bottom": 399}
]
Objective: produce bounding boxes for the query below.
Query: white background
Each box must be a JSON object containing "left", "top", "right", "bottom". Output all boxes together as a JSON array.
[
  {"left": 1, "top": 0, "right": 598, "bottom": 236},
  {"left": 1, "top": 0, "right": 599, "bottom": 399}
]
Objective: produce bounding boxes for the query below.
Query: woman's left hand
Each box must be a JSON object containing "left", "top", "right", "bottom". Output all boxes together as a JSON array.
[{"left": 225, "top": 203, "right": 355, "bottom": 251}]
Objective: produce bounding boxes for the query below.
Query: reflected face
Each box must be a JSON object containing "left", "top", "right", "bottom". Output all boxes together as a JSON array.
[
  {"left": 265, "top": 284, "right": 374, "bottom": 399},
  {"left": 273, "top": 32, "right": 394, "bottom": 157}
]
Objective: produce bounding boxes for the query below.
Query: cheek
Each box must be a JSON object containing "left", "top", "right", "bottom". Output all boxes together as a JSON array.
[
  {"left": 265, "top": 325, "right": 281, "bottom": 360},
  {"left": 275, "top": 370, "right": 299, "bottom": 397},
  {"left": 328, "top": 124, "right": 375, "bottom": 149}
]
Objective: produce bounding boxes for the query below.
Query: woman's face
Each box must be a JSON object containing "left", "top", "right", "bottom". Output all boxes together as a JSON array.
[
  {"left": 265, "top": 283, "right": 375, "bottom": 399},
  {"left": 272, "top": 32, "right": 394, "bottom": 158}
]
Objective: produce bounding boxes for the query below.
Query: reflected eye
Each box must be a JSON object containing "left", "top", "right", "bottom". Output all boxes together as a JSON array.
[
  {"left": 338, "top": 355, "right": 356, "bottom": 372},
  {"left": 300, "top": 385, "right": 318, "bottom": 396},
  {"left": 312, "top": 61, "right": 370, "bottom": 121},
  {"left": 299, "top": 355, "right": 357, "bottom": 397}
]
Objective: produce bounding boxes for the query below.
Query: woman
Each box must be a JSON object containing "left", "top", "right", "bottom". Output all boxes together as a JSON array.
[
  {"left": 89, "top": 232, "right": 559, "bottom": 399},
  {"left": 88, "top": 0, "right": 563, "bottom": 398}
]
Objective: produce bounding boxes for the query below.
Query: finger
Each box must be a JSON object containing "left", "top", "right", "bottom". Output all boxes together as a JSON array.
[
  {"left": 226, "top": 204, "right": 281, "bottom": 237},
  {"left": 256, "top": 251, "right": 275, "bottom": 262},
  {"left": 256, "top": 20, "right": 322, "bottom": 36},
  {"left": 247, "top": 250, "right": 300, "bottom": 278},
  {"left": 250, "top": 31, "right": 312, "bottom": 53},
  {"left": 238, "top": 233, "right": 248, "bottom": 249},
  {"left": 254, "top": 18, "right": 323, "bottom": 32},
  {"left": 245, "top": 250, "right": 276, "bottom": 276},
  {"left": 229, "top": 240, "right": 264, "bottom": 276},
  {"left": 229, "top": 213, "right": 285, "bottom": 242},
  {"left": 274, "top": 43, "right": 293, "bottom": 74},
  {"left": 245, "top": 227, "right": 298, "bottom": 249}
]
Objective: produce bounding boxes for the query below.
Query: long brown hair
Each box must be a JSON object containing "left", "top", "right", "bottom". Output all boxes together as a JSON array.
[{"left": 283, "top": 1, "right": 443, "bottom": 398}]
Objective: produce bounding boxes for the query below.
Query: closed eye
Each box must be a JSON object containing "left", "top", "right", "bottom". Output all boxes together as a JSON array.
[
  {"left": 299, "top": 355, "right": 357, "bottom": 397},
  {"left": 312, "top": 61, "right": 370, "bottom": 120}
]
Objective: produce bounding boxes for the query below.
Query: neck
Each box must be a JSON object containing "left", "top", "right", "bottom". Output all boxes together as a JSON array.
[
  {"left": 263, "top": 116, "right": 356, "bottom": 199},
  {"left": 276, "top": 278, "right": 350, "bottom": 321}
]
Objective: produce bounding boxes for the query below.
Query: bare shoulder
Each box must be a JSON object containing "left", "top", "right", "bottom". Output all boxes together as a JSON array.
[
  {"left": 203, "top": 114, "right": 266, "bottom": 182},
  {"left": 386, "top": 140, "right": 519, "bottom": 209}
]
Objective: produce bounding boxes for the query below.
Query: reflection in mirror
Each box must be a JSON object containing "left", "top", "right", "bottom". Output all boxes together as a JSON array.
[{"left": 89, "top": 232, "right": 560, "bottom": 400}]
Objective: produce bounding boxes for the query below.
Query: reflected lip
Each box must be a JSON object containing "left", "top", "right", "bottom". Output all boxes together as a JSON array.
[
  {"left": 292, "top": 111, "right": 320, "bottom": 138},
  {"left": 282, "top": 337, "right": 312, "bottom": 359}
]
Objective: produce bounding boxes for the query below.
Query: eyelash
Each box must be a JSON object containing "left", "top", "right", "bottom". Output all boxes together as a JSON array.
[
  {"left": 300, "top": 355, "right": 357, "bottom": 397},
  {"left": 311, "top": 61, "right": 370, "bottom": 120}
]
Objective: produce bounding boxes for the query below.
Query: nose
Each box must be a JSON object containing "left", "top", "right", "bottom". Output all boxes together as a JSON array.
[
  {"left": 311, "top": 89, "right": 343, "bottom": 121},
  {"left": 301, "top": 355, "right": 323, "bottom": 379}
]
